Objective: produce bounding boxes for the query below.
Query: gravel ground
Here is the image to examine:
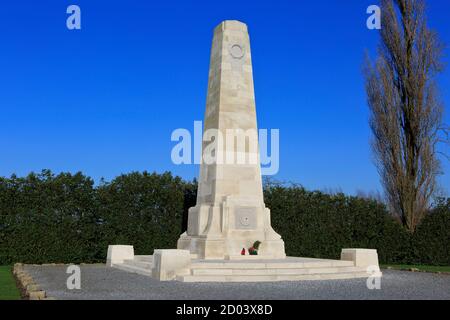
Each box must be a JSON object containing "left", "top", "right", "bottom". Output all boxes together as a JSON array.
[{"left": 24, "top": 264, "right": 450, "bottom": 300}]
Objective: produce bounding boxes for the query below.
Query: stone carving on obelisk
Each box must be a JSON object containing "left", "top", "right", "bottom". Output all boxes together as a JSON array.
[{"left": 177, "top": 20, "right": 286, "bottom": 259}]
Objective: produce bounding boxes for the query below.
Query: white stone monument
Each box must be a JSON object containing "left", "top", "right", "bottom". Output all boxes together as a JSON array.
[
  {"left": 108, "top": 20, "right": 381, "bottom": 282},
  {"left": 177, "top": 20, "right": 286, "bottom": 259}
]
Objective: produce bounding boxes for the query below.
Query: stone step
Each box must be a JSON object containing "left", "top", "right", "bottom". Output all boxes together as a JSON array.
[
  {"left": 134, "top": 255, "right": 153, "bottom": 262},
  {"left": 133, "top": 254, "right": 197, "bottom": 261},
  {"left": 225, "top": 255, "right": 275, "bottom": 260},
  {"left": 111, "top": 256, "right": 379, "bottom": 282},
  {"left": 177, "top": 271, "right": 372, "bottom": 282},
  {"left": 191, "top": 266, "right": 364, "bottom": 276},
  {"left": 122, "top": 259, "right": 153, "bottom": 269},
  {"left": 190, "top": 260, "right": 354, "bottom": 269},
  {"left": 112, "top": 263, "right": 153, "bottom": 277}
]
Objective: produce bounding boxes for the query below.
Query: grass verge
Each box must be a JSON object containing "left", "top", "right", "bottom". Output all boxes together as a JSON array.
[
  {"left": 0, "top": 266, "right": 21, "bottom": 300},
  {"left": 381, "top": 264, "right": 450, "bottom": 273}
]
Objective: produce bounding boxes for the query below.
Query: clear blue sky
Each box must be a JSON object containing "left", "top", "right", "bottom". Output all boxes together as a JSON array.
[{"left": 1, "top": 0, "right": 449, "bottom": 195}]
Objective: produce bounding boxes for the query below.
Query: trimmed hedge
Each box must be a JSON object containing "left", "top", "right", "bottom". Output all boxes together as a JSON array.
[
  {"left": 264, "top": 183, "right": 416, "bottom": 264},
  {"left": 0, "top": 170, "right": 98, "bottom": 264},
  {"left": 0, "top": 170, "right": 186, "bottom": 264},
  {"left": 411, "top": 198, "right": 450, "bottom": 265},
  {"left": 0, "top": 170, "right": 448, "bottom": 265},
  {"left": 95, "top": 172, "right": 185, "bottom": 257}
]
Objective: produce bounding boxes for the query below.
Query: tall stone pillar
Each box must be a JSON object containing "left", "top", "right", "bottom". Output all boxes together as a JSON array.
[{"left": 177, "top": 20, "right": 286, "bottom": 259}]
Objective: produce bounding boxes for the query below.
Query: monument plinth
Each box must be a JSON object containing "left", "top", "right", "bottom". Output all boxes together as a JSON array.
[{"left": 177, "top": 20, "right": 286, "bottom": 259}]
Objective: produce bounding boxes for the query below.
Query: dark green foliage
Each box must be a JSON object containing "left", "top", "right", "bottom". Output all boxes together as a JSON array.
[
  {"left": 411, "top": 198, "right": 450, "bottom": 265},
  {"left": 180, "top": 178, "right": 197, "bottom": 233},
  {"left": 0, "top": 170, "right": 98, "bottom": 264},
  {"left": 253, "top": 241, "right": 261, "bottom": 250},
  {"left": 96, "top": 171, "right": 185, "bottom": 257},
  {"left": 0, "top": 170, "right": 187, "bottom": 264},
  {"left": 264, "top": 181, "right": 449, "bottom": 265},
  {"left": 0, "top": 171, "right": 448, "bottom": 265}
]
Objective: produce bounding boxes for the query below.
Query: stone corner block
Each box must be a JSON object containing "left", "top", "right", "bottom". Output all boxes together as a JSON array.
[
  {"left": 28, "top": 290, "right": 46, "bottom": 300},
  {"left": 106, "top": 245, "right": 134, "bottom": 267},
  {"left": 152, "top": 249, "right": 191, "bottom": 281},
  {"left": 341, "top": 248, "right": 381, "bottom": 273}
]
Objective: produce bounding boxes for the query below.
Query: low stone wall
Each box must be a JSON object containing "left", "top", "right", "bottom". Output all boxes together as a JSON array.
[{"left": 12, "top": 263, "right": 55, "bottom": 300}]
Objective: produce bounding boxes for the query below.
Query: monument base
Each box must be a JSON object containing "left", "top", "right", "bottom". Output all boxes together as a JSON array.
[
  {"left": 177, "top": 232, "right": 286, "bottom": 260},
  {"left": 108, "top": 247, "right": 382, "bottom": 282}
]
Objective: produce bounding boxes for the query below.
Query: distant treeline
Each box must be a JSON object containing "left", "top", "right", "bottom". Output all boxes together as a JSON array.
[{"left": 0, "top": 170, "right": 448, "bottom": 265}]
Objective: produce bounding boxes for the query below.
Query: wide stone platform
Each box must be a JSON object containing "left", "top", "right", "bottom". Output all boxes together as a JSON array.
[{"left": 110, "top": 254, "right": 379, "bottom": 282}]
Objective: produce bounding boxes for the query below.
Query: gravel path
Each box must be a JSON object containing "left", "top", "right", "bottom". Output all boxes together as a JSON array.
[{"left": 24, "top": 264, "right": 450, "bottom": 300}]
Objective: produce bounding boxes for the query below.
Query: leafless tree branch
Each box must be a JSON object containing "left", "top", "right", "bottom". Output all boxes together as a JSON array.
[{"left": 363, "top": 0, "right": 446, "bottom": 232}]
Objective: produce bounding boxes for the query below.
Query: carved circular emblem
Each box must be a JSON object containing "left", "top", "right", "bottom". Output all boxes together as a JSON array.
[
  {"left": 235, "top": 207, "right": 256, "bottom": 229},
  {"left": 239, "top": 215, "right": 251, "bottom": 226},
  {"left": 229, "top": 44, "right": 245, "bottom": 59}
]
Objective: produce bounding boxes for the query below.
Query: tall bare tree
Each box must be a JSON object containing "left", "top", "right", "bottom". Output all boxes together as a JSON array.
[{"left": 364, "top": 0, "right": 447, "bottom": 232}]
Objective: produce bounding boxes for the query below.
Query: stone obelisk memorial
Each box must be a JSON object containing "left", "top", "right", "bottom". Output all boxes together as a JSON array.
[
  {"left": 107, "top": 20, "right": 381, "bottom": 282},
  {"left": 177, "top": 20, "right": 286, "bottom": 259}
]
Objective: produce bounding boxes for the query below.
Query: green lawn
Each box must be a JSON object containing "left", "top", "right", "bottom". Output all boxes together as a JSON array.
[
  {"left": 0, "top": 266, "right": 21, "bottom": 300},
  {"left": 382, "top": 264, "right": 450, "bottom": 273}
]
